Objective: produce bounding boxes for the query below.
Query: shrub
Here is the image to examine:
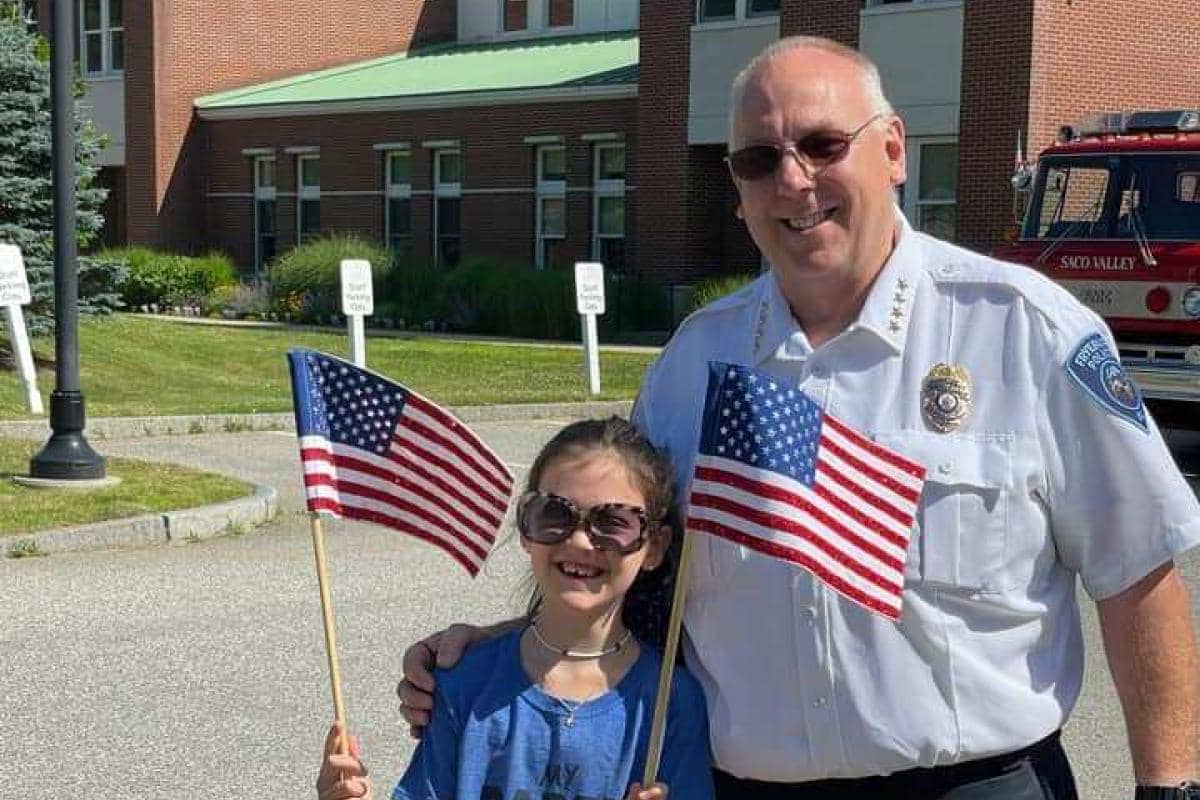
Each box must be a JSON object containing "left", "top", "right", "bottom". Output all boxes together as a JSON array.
[
  {"left": 690, "top": 273, "right": 757, "bottom": 312},
  {"left": 441, "top": 257, "right": 577, "bottom": 340},
  {"left": 378, "top": 263, "right": 448, "bottom": 328},
  {"left": 203, "top": 282, "right": 268, "bottom": 319},
  {"left": 105, "top": 246, "right": 238, "bottom": 309},
  {"left": 268, "top": 234, "right": 392, "bottom": 323}
]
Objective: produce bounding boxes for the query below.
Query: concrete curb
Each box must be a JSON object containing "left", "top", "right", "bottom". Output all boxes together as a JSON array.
[
  {"left": 0, "top": 400, "right": 635, "bottom": 440},
  {"left": 4, "top": 484, "right": 279, "bottom": 558}
]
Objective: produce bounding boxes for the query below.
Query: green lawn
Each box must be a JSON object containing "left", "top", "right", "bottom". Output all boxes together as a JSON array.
[
  {"left": 0, "top": 437, "right": 250, "bottom": 537},
  {"left": 0, "top": 315, "right": 657, "bottom": 419}
]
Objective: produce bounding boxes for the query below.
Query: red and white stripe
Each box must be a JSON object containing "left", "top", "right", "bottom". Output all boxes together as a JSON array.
[
  {"left": 687, "top": 416, "right": 925, "bottom": 620},
  {"left": 300, "top": 395, "right": 513, "bottom": 576}
]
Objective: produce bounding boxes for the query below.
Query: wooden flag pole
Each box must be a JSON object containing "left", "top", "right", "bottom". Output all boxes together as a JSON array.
[
  {"left": 641, "top": 530, "right": 697, "bottom": 786},
  {"left": 310, "top": 513, "right": 349, "bottom": 753}
]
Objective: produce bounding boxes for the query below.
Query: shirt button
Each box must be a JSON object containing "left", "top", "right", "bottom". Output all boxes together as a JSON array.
[
  {"left": 811, "top": 366, "right": 828, "bottom": 379},
  {"left": 936, "top": 264, "right": 956, "bottom": 278},
  {"left": 812, "top": 697, "right": 827, "bottom": 708},
  {"left": 937, "top": 462, "right": 953, "bottom": 475},
  {"left": 803, "top": 608, "right": 817, "bottom": 626}
]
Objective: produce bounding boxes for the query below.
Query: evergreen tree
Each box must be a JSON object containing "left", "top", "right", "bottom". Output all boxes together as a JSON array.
[{"left": 0, "top": 5, "right": 125, "bottom": 334}]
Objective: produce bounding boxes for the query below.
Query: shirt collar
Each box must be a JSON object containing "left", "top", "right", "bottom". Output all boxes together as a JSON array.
[
  {"left": 847, "top": 210, "right": 923, "bottom": 355},
  {"left": 747, "top": 210, "right": 923, "bottom": 365}
]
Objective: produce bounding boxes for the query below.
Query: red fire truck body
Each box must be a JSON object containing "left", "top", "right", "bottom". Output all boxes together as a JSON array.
[{"left": 994, "top": 110, "right": 1200, "bottom": 416}]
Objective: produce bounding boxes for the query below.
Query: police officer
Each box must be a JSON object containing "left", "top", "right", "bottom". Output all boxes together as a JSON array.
[{"left": 396, "top": 37, "right": 1200, "bottom": 800}]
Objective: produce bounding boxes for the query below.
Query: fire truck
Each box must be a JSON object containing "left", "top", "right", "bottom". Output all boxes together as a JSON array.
[{"left": 995, "top": 109, "right": 1200, "bottom": 426}]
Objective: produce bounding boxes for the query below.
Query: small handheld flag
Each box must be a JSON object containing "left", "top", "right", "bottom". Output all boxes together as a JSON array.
[
  {"left": 287, "top": 349, "right": 514, "bottom": 575},
  {"left": 686, "top": 362, "right": 926, "bottom": 620}
]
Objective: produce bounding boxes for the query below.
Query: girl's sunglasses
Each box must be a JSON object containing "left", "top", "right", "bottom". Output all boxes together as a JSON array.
[
  {"left": 516, "top": 490, "right": 653, "bottom": 554},
  {"left": 725, "top": 113, "right": 884, "bottom": 181}
]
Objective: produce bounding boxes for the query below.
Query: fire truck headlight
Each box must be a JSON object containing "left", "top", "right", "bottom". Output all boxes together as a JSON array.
[{"left": 1184, "top": 287, "right": 1200, "bottom": 318}]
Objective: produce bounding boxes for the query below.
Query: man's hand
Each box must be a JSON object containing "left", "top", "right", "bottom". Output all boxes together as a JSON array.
[
  {"left": 624, "top": 782, "right": 668, "bottom": 800},
  {"left": 316, "top": 722, "right": 372, "bottom": 800},
  {"left": 395, "top": 623, "right": 497, "bottom": 737},
  {"left": 1098, "top": 561, "right": 1199, "bottom": 786}
]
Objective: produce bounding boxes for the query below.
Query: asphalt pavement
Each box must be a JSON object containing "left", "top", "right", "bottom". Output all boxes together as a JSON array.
[{"left": 1, "top": 422, "right": 1198, "bottom": 799}]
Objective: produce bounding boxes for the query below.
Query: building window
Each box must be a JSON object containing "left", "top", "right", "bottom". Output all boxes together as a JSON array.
[
  {"left": 548, "top": 0, "right": 574, "bottom": 27},
  {"left": 80, "top": 0, "right": 123, "bottom": 75},
  {"left": 697, "top": 0, "right": 778, "bottom": 22},
  {"left": 503, "top": 0, "right": 528, "bottom": 31},
  {"left": 592, "top": 143, "right": 626, "bottom": 271},
  {"left": 434, "top": 149, "right": 462, "bottom": 267},
  {"left": 253, "top": 156, "right": 277, "bottom": 276},
  {"left": 904, "top": 139, "right": 957, "bottom": 242},
  {"left": 296, "top": 154, "right": 320, "bottom": 244},
  {"left": 385, "top": 150, "right": 413, "bottom": 259},
  {"left": 535, "top": 145, "right": 567, "bottom": 269}
]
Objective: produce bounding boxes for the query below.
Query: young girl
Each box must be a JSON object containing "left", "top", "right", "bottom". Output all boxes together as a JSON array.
[{"left": 317, "top": 416, "right": 715, "bottom": 800}]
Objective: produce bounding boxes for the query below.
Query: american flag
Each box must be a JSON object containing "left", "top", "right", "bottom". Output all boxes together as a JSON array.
[
  {"left": 686, "top": 362, "right": 926, "bottom": 620},
  {"left": 287, "top": 349, "right": 513, "bottom": 575}
]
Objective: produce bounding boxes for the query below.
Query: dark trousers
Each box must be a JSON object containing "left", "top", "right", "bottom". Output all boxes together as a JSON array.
[{"left": 713, "top": 731, "right": 1078, "bottom": 800}]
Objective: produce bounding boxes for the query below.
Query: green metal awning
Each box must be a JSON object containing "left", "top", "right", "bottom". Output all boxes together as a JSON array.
[{"left": 195, "top": 33, "right": 638, "bottom": 118}]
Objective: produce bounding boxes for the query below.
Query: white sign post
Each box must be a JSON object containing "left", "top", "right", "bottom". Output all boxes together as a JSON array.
[
  {"left": 574, "top": 262, "right": 605, "bottom": 396},
  {"left": 0, "top": 244, "right": 42, "bottom": 415},
  {"left": 340, "top": 259, "right": 374, "bottom": 368}
]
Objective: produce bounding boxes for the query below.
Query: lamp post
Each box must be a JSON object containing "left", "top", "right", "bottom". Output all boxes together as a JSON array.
[{"left": 29, "top": 0, "right": 105, "bottom": 480}]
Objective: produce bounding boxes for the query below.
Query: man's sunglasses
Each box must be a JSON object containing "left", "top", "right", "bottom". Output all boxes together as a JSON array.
[
  {"left": 725, "top": 113, "right": 885, "bottom": 181},
  {"left": 516, "top": 490, "right": 654, "bottom": 554}
]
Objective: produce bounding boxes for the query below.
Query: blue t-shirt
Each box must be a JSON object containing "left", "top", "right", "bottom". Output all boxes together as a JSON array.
[{"left": 393, "top": 629, "right": 714, "bottom": 800}]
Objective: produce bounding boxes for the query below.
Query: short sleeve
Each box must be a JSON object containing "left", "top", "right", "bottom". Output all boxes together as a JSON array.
[
  {"left": 1037, "top": 326, "right": 1200, "bottom": 599},
  {"left": 391, "top": 687, "right": 461, "bottom": 800},
  {"left": 655, "top": 670, "right": 716, "bottom": 800}
]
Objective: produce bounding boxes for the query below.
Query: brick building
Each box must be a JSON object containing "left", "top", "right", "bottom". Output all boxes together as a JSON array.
[{"left": 33, "top": 0, "right": 1200, "bottom": 288}]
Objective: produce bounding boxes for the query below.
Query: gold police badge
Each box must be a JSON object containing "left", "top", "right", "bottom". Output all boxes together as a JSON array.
[{"left": 921, "top": 363, "right": 972, "bottom": 433}]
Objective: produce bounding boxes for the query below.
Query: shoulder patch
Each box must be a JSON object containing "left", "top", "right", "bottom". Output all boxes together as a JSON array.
[{"left": 1065, "top": 333, "right": 1148, "bottom": 433}]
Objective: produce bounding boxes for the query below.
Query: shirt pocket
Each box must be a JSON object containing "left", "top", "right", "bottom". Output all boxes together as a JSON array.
[{"left": 875, "top": 431, "right": 1015, "bottom": 593}]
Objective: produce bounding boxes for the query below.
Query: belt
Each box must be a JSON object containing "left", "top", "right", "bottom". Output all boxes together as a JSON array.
[{"left": 713, "top": 731, "right": 1069, "bottom": 800}]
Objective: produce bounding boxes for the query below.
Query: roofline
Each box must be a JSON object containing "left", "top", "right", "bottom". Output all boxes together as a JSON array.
[{"left": 196, "top": 83, "right": 637, "bottom": 121}]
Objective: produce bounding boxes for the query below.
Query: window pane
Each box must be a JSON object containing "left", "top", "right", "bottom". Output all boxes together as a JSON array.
[
  {"left": 108, "top": 0, "right": 122, "bottom": 25},
  {"left": 699, "top": 0, "right": 736, "bottom": 21},
  {"left": 598, "top": 196, "right": 625, "bottom": 236},
  {"left": 598, "top": 237, "right": 625, "bottom": 271},
  {"left": 84, "top": 0, "right": 102, "bottom": 30},
  {"left": 300, "top": 157, "right": 320, "bottom": 188},
  {"left": 748, "top": 0, "right": 780, "bottom": 14},
  {"left": 918, "top": 203, "right": 956, "bottom": 242},
  {"left": 503, "top": 0, "right": 527, "bottom": 31},
  {"left": 109, "top": 30, "right": 123, "bottom": 71},
  {"left": 388, "top": 198, "right": 411, "bottom": 236},
  {"left": 549, "top": 0, "right": 574, "bottom": 27},
  {"left": 1178, "top": 173, "right": 1200, "bottom": 203},
  {"left": 257, "top": 159, "right": 276, "bottom": 189},
  {"left": 390, "top": 235, "right": 412, "bottom": 258},
  {"left": 540, "top": 197, "right": 565, "bottom": 237},
  {"left": 438, "top": 152, "right": 462, "bottom": 185},
  {"left": 598, "top": 146, "right": 625, "bottom": 180},
  {"left": 918, "top": 143, "right": 957, "bottom": 202},
  {"left": 1037, "top": 165, "right": 1110, "bottom": 238},
  {"left": 257, "top": 200, "right": 276, "bottom": 235},
  {"left": 85, "top": 33, "right": 103, "bottom": 72},
  {"left": 439, "top": 235, "right": 461, "bottom": 267},
  {"left": 541, "top": 238, "right": 570, "bottom": 269},
  {"left": 388, "top": 152, "right": 411, "bottom": 185},
  {"left": 437, "top": 198, "right": 461, "bottom": 235},
  {"left": 300, "top": 199, "right": 320, "bottom": 237},
  {"left": 540, "top": 147, "right": 566, "bottom": 182}
]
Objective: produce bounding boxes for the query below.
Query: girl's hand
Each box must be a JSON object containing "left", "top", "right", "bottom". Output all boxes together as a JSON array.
[
  {"left": 316, "top": 722, "right": 373, "bottom": 800},
  {"left": 625, "top": 781, "right": 668, "bottom": 800}
]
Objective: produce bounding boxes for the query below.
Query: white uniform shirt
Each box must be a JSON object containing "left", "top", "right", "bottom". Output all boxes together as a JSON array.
[{"left": 633, "top": 217, "right": 1200, "bottom": 781}]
